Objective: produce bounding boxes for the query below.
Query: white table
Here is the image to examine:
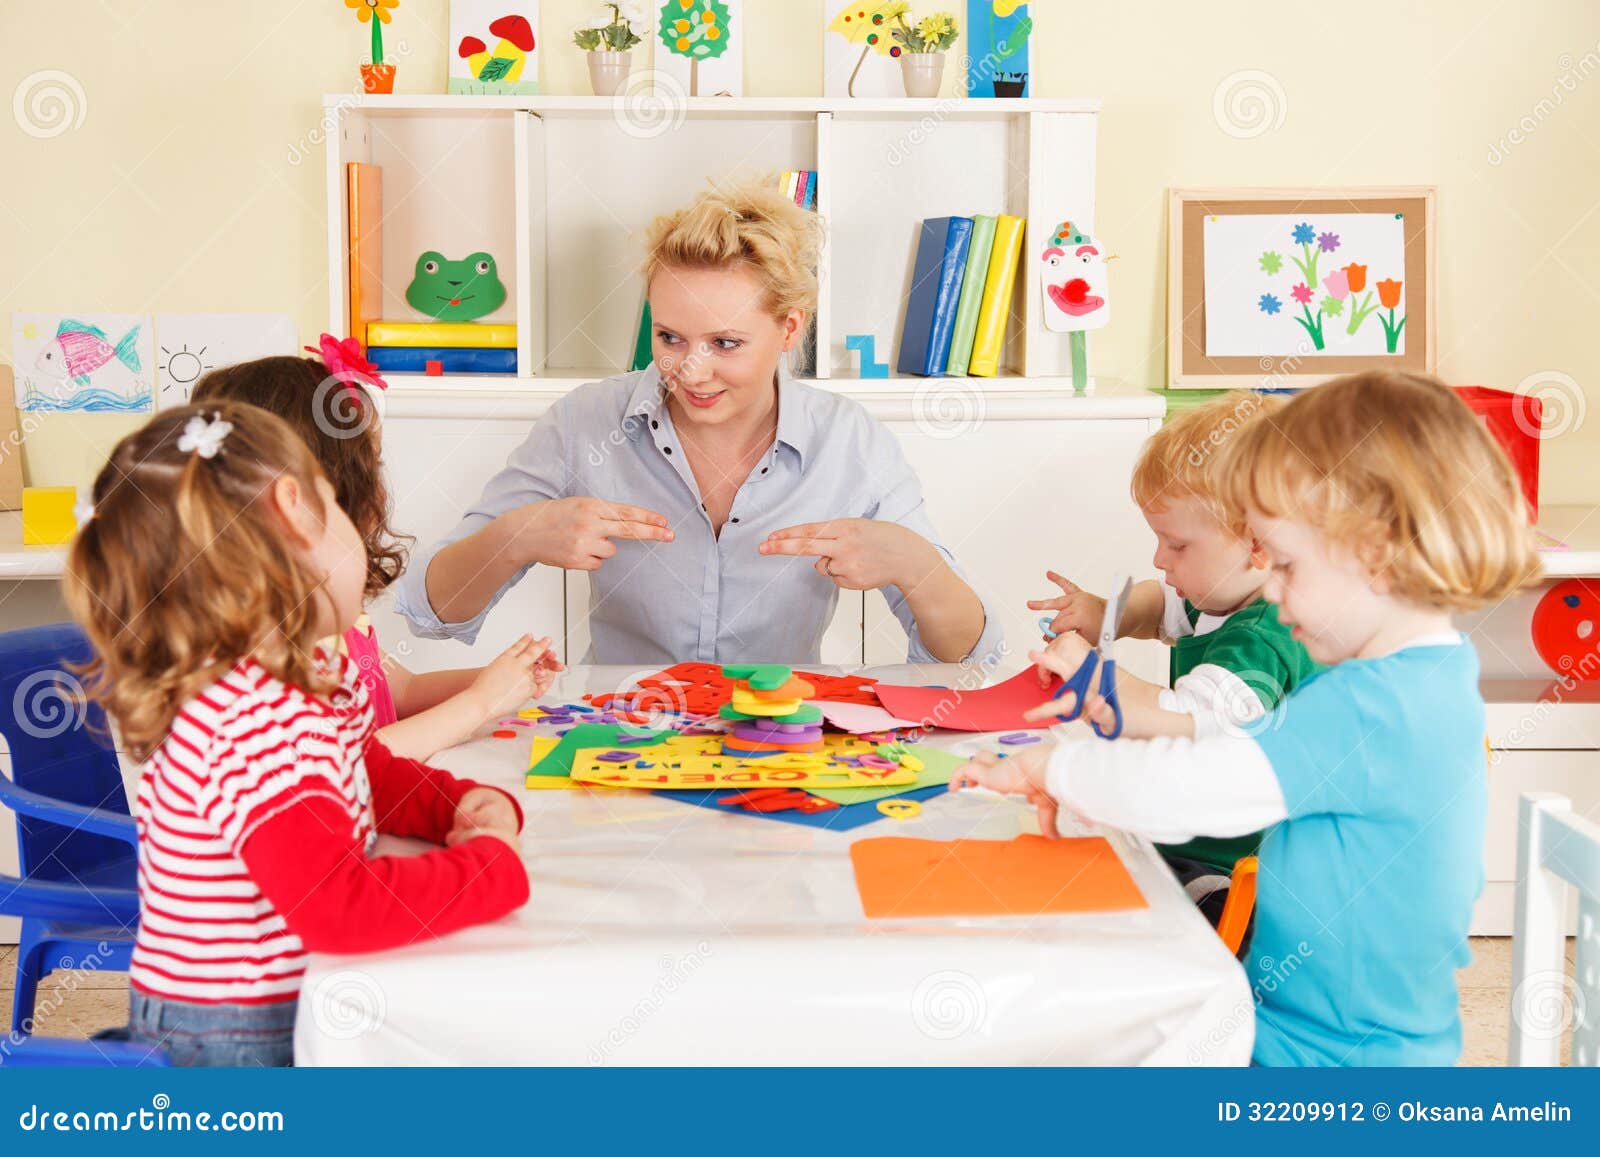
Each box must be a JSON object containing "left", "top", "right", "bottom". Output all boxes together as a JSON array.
[{"left": 294, "top": 665, "right": 1254, "bottom": 1066}]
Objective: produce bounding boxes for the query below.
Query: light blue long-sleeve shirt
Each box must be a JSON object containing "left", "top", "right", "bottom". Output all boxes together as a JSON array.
[{"left": 393, "top": 365, "right": 1004, "bottom": 666}]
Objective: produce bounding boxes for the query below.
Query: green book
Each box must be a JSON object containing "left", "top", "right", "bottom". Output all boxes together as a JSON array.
[
  {"left": 943, "top": 214, "right": 997, "bottom": 375},
  {"left": 631, "top": 299, "right": 653, "bottom": 371}
]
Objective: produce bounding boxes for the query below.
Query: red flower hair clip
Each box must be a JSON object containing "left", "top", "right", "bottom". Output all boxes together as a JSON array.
[{"left": 306, "top": 333, "right": 388, "bottom": 396}]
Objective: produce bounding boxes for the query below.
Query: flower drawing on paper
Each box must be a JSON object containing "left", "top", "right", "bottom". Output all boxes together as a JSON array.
[
  {"left": 1292, "top": 222, "right": 1316, "bottom": 245},
  {"left": 1290, "top": 283, "right": 1313, "bottom": 305},
  {"left": 1258, "top": 251, "right": 1283, "bottom": 275},
  {"left": 1258, "top": 293, "right": 1282, "bottom": 316},
  {"left": 1317, "top": 231, "right": 1341, "bottom": 253},
  {"left": 1376, "top": 278, "right": 1406, "bottom": 352}
]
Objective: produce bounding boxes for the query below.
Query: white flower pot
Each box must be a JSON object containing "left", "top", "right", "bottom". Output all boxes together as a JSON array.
[
  {"left": 900, "top": 53, "right": 946, "bottom": 98},
  {"left": 587, "top": 50, "right": 632, "bottom": 97}
]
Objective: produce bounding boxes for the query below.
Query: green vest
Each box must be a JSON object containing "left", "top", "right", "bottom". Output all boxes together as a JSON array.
[{"left": 1158, "top": 598, "right": 1321, "bottom": 876}]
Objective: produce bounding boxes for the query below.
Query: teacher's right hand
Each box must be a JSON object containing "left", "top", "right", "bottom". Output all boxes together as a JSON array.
[{"left": 512, "top": 497, "right": 674, "bottom": 571}]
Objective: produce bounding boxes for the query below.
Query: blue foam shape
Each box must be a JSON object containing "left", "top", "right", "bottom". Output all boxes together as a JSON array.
[{"left": 845, "top": 334, "right": 890, "bottom": 379}]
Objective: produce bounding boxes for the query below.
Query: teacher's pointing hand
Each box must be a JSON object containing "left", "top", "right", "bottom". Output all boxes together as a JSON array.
[
  {"left": 759, "top": 518, "right": 940, "bottom": 592},
  {"left": 513, "top": 497, "right": 674, "bottom": 571}
]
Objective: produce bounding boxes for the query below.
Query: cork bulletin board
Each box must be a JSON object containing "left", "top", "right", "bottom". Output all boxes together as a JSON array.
[{"left": 1167, "top": 187, "right": 1436, "bottom": 389}]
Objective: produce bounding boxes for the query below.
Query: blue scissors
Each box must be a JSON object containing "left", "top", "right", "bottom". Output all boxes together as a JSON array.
[{"left": 1050, "top": 574, "right": 1132, "bottom": 740}]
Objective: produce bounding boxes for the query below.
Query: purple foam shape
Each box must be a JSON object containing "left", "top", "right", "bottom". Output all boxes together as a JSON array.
[
  {"left": 857, "top": 754, "right": 899, "bottom": 770},
  {"left": 595, "top": 750, "right": 636, "bottom": 763},
  {"left": 998, "top": 732, "right": 1040, "bottom": 746}
]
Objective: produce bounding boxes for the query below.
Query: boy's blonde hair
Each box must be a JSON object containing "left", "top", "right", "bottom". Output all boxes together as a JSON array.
[
  {"left": 64, "top": 402, "right": 342, "bottom": 761},
  {"left": 1131, "top": 391, "right": 1283, "bottom": 535},
  {"left": 642, "top": 177, "right": 821, "bottom": 321},
  {"left": 1216, "top": 371, "right": 1541, "bottom": 611}
]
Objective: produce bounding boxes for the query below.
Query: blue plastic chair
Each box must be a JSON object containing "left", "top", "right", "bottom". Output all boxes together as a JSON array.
[
  {"left": 0, "top": 870, "right": 163, "bottom": 1066},
  {"left": 0, "top": 623, "right": 139, "bottom": 1035}
]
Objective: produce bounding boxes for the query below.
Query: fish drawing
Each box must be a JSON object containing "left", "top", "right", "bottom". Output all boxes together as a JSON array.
[{"left": 34, "top": 319, "right": 143, "bottom": 387}]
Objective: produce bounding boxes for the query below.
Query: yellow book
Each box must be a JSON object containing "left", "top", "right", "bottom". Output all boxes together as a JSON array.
[
  {"left": 967, "top": 215, "right": 1025, "bottom": 378},
  {"left": 366, "top": 321, "right": 517, "bottom": 349}
]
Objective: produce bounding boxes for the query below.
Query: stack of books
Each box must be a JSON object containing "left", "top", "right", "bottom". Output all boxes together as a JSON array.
[{"left": 896, "top": 214, "right": 1026, "bottom": 378}]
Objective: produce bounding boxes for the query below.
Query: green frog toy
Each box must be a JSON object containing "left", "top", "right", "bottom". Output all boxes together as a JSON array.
[{"left": 404, "top": 250, "right": 507, "bottom": 321}]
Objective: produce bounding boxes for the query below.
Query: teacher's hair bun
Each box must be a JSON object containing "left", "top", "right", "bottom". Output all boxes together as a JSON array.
[{"left": 642, "top": 177, "right": 821, "bottom": 321}]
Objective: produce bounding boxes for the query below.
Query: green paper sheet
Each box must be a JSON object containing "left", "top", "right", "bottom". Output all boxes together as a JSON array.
[
  {"left": 944, "top": 214, "right": 998, "bottom": 376},
  {"left": 806, "top": 745, "right": 966, "bottom": 806},
  {"left": 529, "top": 723, "right": 667, "bottom": 777}
]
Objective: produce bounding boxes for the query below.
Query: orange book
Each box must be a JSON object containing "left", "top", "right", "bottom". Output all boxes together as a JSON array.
[
  {"left": 850, "top": 834, "right": 1147, "bottom": 918},
  {"left": 347, "top": 163, "right": 383, "bottom": 342}
]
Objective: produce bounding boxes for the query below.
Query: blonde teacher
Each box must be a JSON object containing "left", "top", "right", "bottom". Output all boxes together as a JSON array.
[{"left": 396, "top": 182, "right": 1002, "bottom": 667}]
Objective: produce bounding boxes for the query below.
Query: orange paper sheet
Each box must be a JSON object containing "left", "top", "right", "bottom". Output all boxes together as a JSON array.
[{"left": 849, "top": 834, "right": 1148, "bottom": 918}]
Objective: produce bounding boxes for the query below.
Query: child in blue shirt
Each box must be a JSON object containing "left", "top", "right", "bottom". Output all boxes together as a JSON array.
[{"left": 954, "top": 371, "right": 1541, "bottom": 1066}]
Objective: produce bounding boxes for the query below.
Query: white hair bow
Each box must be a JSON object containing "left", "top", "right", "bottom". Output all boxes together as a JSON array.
[{"left": 176, "top": 414, "right": 234, "bottom": 460}]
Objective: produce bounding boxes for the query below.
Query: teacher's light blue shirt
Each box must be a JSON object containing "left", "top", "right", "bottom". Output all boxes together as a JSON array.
[{"left": 394, "top": 365, "right": 1005, "bottom": 666}]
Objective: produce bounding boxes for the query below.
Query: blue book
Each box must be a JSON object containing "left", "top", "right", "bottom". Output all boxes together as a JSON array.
[
  {"left": 897, "top": 217, "right": 974, "bottom": 377},
  {"left": 802, "top": 171, "right": 817, "bottom": 209},
  {"left": 366, "top": 346, "right": 517, "bottom": 374}
]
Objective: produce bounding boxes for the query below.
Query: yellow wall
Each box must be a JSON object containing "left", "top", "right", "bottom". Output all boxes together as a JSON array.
[{"left": 4, "top": 1, "right": 1598, "bottom": 501}]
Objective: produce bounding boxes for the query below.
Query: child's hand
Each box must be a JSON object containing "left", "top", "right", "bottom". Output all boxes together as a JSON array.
[
  {"left": 1027, "top": 571, "right": 1106, "bottom": 642},
  {"left": 469, "top": 634, "right": 564, "bottom": 720},
  {"left": 1030, "top": 632, "right": 1093, "bottom": 690},
  {"left": 446, "top": 787, "right": 521, "bottom": 850},
  {"left": 949, "top": 746, "right": 1062, "bottom": 838}
]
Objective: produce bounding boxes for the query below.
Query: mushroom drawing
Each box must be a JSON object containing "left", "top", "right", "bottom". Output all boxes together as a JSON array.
[{"left": 460, "top": 13, "right": 536, "bottom": 83}]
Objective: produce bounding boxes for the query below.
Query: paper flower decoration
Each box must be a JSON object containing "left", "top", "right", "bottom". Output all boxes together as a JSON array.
[
  {"left": 307, "top": 333, "right": 388, "bottom": 396},
  {"left": 1259, "top": 251, "right": 1283, "bottom": 275},
  {"left": 1343, "top": 263, "right": 1368, "bottom": 293},
  {"left": 1292, "top": 222, "right": 1316, "bottom": 245},
  {"left": 1290, "top": 283, "right": 1313, "bottom": 305},
  {"left": 1323, "top": 269, "right": 1349, "bottom": 299},
  {"left": 1317, "top": 231, "right": 1341, "bottom": 253},
  {"left": 1376, "top": 278, "right": 1406, "bottom": 352},
  {"left": 346, "top": 0, "right": 398, "bottom": 65},
  {"left": 1259, "top": 293, "right": 1282, "bottom": 316}
]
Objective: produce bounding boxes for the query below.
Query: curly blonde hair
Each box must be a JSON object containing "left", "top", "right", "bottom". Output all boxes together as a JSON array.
[
  {"left": 64, "top": 402, "right": 341, "bottom": 761},
  {"left": 1132, "top": 391, "right": 1284, "bottom": 536},
  {"left": 1215, "top": 371, "right": 1542, "bottom": 611},
  {"left": 642, "top": 177, "right": 822, "bottom": 321}
]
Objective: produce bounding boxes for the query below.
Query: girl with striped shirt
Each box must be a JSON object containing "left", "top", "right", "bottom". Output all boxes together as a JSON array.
[{"left": 65, "top": 403, "right": 532, "bottom": 1066}]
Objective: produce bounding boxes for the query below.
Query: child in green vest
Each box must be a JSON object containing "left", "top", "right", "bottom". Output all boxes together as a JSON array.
[{"left": 1027, "top": 392, "right": 1319, "bottom": 926}]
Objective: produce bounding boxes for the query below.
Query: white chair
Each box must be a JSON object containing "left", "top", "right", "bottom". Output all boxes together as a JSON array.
[{"left": 1510, "top": 792, "right": 1600, "bottom": 1065}]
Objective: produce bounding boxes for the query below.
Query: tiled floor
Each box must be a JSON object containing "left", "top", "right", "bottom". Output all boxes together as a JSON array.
[{"left": 0, "top": 938, "right": 1578, "bottom": 1064}]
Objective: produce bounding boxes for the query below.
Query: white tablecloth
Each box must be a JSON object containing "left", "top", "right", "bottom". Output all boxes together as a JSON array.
[{"left": 295, "top": 665, "right": 1253, "bottom": 1065}]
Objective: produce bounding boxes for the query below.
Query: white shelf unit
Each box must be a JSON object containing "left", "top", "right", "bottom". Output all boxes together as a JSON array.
[{"left": 323, "top": 94, "right": 1101, "bottom": 390}]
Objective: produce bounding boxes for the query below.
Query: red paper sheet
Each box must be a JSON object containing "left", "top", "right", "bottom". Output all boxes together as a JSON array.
[
  {"left": 872, "top": 667, "right": 1064, "bottom": 732},
  {"left": 587, "top": 662, "right": 883, "bottom": 717},
  {"left": 850, "top": 834, "right": 1148, "bottom": 918}
]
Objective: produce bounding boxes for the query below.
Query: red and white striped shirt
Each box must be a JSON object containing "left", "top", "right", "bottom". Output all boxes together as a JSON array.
[{"left": 131, "top": 653, "right": 528, "bottom": 1006}]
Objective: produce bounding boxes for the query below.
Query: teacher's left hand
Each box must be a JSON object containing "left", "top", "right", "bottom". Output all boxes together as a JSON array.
[{"left": 760, "top": 518, "right": 941, "bottom": 592}]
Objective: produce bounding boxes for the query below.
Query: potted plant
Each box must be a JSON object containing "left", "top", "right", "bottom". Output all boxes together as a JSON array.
[
  {"left": 573, "top": 2, "right": 648, "bottom": 96},
  {"left": 887, "top": 6, "right": 959, "bottom": 98},
  {"left": 347, "top": 0, "right": 399, "bottom": 94},
  {"left": 993, "top": 70, "right": 1026, "bottom": 98}
]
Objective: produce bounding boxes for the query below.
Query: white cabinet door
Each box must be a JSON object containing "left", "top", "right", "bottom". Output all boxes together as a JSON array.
[
  {"left": 371, "top": 417, "right": 564, "bottom": 669},
  {"left": 864, "top": 416, "right": 1166, "bottom": 684}
]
